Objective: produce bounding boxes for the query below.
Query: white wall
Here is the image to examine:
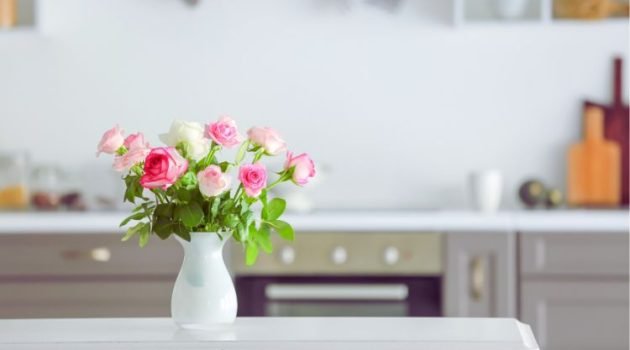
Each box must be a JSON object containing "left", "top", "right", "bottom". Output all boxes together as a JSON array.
[{"left": 0, "top": 0, "right": 627, "bottom": 209}]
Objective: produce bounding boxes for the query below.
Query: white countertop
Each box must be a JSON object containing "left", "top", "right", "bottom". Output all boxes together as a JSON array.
[
  {"left": 0, "top": 317, "right": 539, "bottom": 350},
  {"left": 0, "top": 210, "right": 627, "bottom": 234}
]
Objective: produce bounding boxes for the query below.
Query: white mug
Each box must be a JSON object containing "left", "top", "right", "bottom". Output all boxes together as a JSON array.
[{"left": 469, "top": 170, "right": 503, "bottom": 213}]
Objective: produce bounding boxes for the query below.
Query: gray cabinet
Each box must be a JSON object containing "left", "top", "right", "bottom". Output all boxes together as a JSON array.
[
  {"left": 519, "top": 232, "right": 630, "bottom": 350},
  {"left": 0, "top": 233, "right": 181, "bottom": 318},
  {"left": 444, "top": 232, "right": 516, "bottom": 317}
]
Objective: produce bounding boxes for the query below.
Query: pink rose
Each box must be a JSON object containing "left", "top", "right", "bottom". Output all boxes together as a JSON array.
[
  {"left": 113, "top": 132, "right": 151, "bottom": 172},
  {"left": 96, "top": 125, "right": 125, "bottom": 156},
  {"left": 247, "top": 127, "right": 287, "bottom": 156},
  {"left": 140, "top": 147, "right": 188, "bottom": 190},
  {"left": 205, "top": 116, "right": 242, "bottom": 148},
  {"left": 197, "top": 165, "right": 231, "bottom": 197},
  {"left": 284, "top": 152, "right": 316, "bottom": 186},
  {"left": 113, "top": 147, "right": 151, "bottom": 172},
  {"left": 239, "top": 163, "right": 267, "bottom": 197},
  {"left": 124, "top": 133, "right": 149, "bottom": 150}
]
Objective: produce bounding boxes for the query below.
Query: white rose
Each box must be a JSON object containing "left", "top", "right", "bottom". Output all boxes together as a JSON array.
[{"left": 159, "top": 120, "right": 209, "bottom": 161}]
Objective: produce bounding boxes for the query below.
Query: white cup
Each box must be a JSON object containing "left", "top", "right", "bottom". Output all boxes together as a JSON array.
[{"left": 469, "top": 170, "right": 503, "bottom": 213}]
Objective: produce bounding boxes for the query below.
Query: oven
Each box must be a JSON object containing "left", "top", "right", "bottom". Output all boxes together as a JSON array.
[{"left": 230, "top": 232, "right": 443, "bottom": 317}]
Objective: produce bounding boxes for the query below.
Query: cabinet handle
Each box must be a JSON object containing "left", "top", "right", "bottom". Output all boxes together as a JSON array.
[
  {"left": 470, "top": 256, "right": 484, "bottom": 301},
  {"left": 61, "top": 247, "right": 111, "bottom": 262}
]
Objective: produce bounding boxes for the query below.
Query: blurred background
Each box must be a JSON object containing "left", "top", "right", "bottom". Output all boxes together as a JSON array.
[{"left": 0, "top": 1, "right": 628, "bottom": 349}]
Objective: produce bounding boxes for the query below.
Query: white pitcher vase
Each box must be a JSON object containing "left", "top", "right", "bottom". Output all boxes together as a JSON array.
[{"left": 171, "top": 232, "right": 237, "bottom": 329}]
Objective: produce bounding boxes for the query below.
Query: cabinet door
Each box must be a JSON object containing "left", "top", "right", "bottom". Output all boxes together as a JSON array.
[
  {"left": 444, "top": 232, "right": 515, "bottom": 317},
  {"left": 521, "top": 280, "right": 629, "bottom": 350},
  {"left": 0, "top": 280, "right": 173, "bottom": 318}
]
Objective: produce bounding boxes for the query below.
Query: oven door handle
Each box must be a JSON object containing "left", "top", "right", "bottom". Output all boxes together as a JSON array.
[{"left": 265, "top": 283, "right": 409, "bottom": 301}]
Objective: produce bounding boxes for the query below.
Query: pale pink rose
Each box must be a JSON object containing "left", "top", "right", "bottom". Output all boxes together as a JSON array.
[
  {"left": 124, "top": 133, "right": 149, "bottom": 150},
  {"left": 197, "top": 165, "right": 231, "bottom": 197},
  {"left": 113, "top": 147, "right": 151, "bottom": 172},
  {"left": 247, "top": 127, "right": 287, "bottom": 156},
  {"left": 96, "top": 125, "right": 125, "bottom": 156},
  {"left": 205, "top": 116, "right": 242, "bottom": 148},
  {"left": 140, "top": 147, "right": 188, "bottom": 190},
  {"left": 284, "top": 152, "right": 316, "bottom": 186},
  {"left": 238, "top": 163, "right": 267, "bottom": 197}
]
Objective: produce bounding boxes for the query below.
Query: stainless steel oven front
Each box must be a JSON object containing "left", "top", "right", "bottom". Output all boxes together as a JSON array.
[{"left": 230, "top": 232, "right": 443, "bottom": 317}]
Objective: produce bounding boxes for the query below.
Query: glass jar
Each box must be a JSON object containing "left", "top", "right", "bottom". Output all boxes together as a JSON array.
[
  {"left": 0, "top": 151, "right": 30, "bottom": 210},
  {"left": 30, "top": 164, "right": 62, "bottom": 211}
]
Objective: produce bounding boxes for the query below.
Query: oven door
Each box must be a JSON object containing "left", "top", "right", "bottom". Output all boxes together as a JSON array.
[{"left": 236, "top": 276, "right": 442, "bottom": 317}]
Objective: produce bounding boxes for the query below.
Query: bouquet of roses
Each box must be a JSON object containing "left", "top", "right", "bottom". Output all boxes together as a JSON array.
[{"left": 96, "top": 117, "right": 315, "bottom": 265}]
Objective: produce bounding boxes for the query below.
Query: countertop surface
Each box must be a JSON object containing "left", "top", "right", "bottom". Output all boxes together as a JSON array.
[
  {"left": 0, "top": 210, "right": 627, "bottom": 234},
  {"left": 0, "top": 317, "right": 539, "bottom": 350}
]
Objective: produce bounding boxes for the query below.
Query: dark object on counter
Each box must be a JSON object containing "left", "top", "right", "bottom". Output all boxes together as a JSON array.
[
  {"left": 584, "top": 57, "right": 629, "bottom": 206},
  {"left": 31, "top": 192, "right": 60, "bottom": 211},
  {"left": 60, "top": 192, "right": 87, "bottom": 211},
  {"left": 518, "top": 179, "right": 546, "bottom": 208},
  {"left": 545, "top": 188, "right": 564, "bottom": 209}
]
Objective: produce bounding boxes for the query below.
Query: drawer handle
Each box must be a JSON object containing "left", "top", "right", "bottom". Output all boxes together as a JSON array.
[
  {"left": 61, "top": 247, "right": 111, "bottom": 262},
  {"left": 470, "top": 256, "right": 484, "bottom": 301}
]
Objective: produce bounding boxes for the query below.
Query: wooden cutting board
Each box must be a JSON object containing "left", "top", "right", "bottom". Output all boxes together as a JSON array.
[
  {"left": 568, "top": 106, "right": 621, "bottom": 207},
  {"left": 585, "top": 57, "right": 629, "bottom": 206}
]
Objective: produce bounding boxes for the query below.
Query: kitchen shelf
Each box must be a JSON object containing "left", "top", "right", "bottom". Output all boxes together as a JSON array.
[{"left": 453, "top": 0, "right": 628, "bottom": 27}]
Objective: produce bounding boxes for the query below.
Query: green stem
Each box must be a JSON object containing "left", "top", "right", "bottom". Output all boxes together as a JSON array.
[
  {"left": 266, "top": 173, "right": 291, "bottom": 191},
  {"left": 252, "top": 149, "right": 264, "bottom": 163}
]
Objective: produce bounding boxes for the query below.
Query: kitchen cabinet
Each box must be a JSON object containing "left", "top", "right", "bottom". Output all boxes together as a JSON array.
[
  {"left": 0, "top": 234, "right": 181, "bottom": 318},
  {"left": 519, "top": 232, "right": 629, "bottom": 350},
  {"left": 444, "top": 232, "right": 516, "bottom": 317}
]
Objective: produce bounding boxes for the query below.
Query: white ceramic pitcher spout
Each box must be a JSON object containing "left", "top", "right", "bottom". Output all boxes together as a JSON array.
[{"left": 171, "top": 232, "right": 237, "bottom": 329}]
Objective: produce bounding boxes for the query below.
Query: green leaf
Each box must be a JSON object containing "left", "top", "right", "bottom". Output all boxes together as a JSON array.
[
  {"left": 138, "top": 223, "right": 150, "bottom": 247},
  {"left": 224, "top": 214, "right": 240, "bottom": 228},
  {"left": 175, "top": 202, "right": 204, "bottom": 228},
  {"left": 235, "top": 140, "right": 249, "bottom": 164},
  {"left": 124, "top": 181, "right": 137, "bottom": 204},
  {"left": 245, "top": 242, "right": 259, "bottom": 266},
  {"left": 263, "top": 198, "right": 286, "bottom": 221},
  {"left": 256, "top": 224, "right": 273, "bottom": 254},
  {"left": 221, "top": 199, "right": 235, "bottom": 214},
  {"left": 153, "top": 217, "right": 174, "bottom": 239},
  {"left": 155, "top": 203, "right": 174, "bottom": 217},
  {"left": 239, "top": 201, "right": 250, "bottom": 215},
  {"left": 121, "top": 222, "right": 146, "bottom": 242},
  {"left": 174, "top": 222, "right": 191, "bottom": 241},
  {"left": 243, "top": 211, "right": 255, "bottom": 229},
  {"left": 176, "top": 188, "right": 192, "bottom": 202},
  {"left": 119, "top": 212, "right": 146, "bottom": 227},
  {"left": 267, "top": 220, "right": 294, "bottom": 241},
  {"left": 237, "top": 222, "right": 248, "bottom": 242}
]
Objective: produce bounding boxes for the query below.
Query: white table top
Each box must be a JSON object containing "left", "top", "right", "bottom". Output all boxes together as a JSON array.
[
  {"left": 0, "top": 317, "right": 539, "bottom": 350},
  {"left": 0, "top": 209, "right": 627, "bottom": 234}
]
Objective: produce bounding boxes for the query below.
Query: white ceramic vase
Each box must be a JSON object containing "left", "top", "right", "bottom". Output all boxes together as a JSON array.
[{"left": 171, "top": 232, "right": 237, "bottom": 329}]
